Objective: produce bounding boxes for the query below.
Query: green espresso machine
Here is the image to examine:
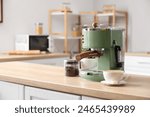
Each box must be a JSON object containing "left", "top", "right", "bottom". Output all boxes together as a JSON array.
[{"left": 76, "top": 24, "right": 124, "bottom": 82}]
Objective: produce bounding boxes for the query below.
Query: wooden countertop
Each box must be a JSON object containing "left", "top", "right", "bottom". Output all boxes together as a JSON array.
[
  {"left": 0, "top": 62, "right": 150, "bottom": 100},
  {"left": 125, "top": 52, "right": 150, "bottom": 57},
  {"left": 0, "top": 53, "right": 69, "bottom": 62}
]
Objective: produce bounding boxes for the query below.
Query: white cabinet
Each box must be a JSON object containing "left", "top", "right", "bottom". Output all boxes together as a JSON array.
[
  {"left": 25, "top": 86, "right": 81, "bottom": 100},
  {"left": 82, "top": 96, "right": 104, "bottom": 100},
  {"left": 23, "top": 57, "right": 69, "bottom": 66},
  {"left": 0, "top": 81, "right": 106, "bottom": 100},
  {"left": 0, "top": 81, "right": 24, "bottom": 100},
  {"left": 125, "top": 54, "right": 150, "bottom": 76}
]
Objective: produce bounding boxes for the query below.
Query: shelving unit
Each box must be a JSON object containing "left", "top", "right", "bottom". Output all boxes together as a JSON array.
[
  {"left": 80, "top": 5, "right": 128, "bottom": 52},
  {"left": 48, "top": 7, "right": 81, "bottom": 53},
  {"left": 80, "top": 11, "right": 100, "bottom": 24}
]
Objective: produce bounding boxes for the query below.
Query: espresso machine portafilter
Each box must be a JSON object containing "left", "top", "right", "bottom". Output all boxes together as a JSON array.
[{"left": 76, "top": 23, "right": 124, "bottom": 82}]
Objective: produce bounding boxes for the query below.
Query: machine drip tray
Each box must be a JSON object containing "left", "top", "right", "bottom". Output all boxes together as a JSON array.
[{"left": 79, "top": 70, "right": 104, "bottom": 82}]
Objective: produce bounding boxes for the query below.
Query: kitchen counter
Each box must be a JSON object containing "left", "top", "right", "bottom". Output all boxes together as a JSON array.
[
  {"left": 0, "top": 62, "right": 150, "bottom": 100},
  {"left": 125, "top": 52, "right": 150, "bottom": 57},
  {"left": 0, "top": 53, "right": 69, "bottom": 62}
]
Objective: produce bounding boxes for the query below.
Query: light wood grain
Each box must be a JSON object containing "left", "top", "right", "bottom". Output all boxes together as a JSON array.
[
  {"left": 125, "top": 52, "right": 150, "bottom": 57},
  {"left": 48, "top": 8, "right": 73, "bottom": 53},
  {"left": 0, "top": 53, "right": 69, "bottom": 62},
  {"left": 5, "top": 50, "right": 41, "bottom": 55},
  {"left": 0, "top": 62, "right": 149, "bottom": 100}
]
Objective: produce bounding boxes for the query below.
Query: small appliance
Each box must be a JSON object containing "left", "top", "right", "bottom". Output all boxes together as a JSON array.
[
  {"left": 76, "top": 23, "right": 124, "bottom": 82},
  {"left": 15, "top": 35, "right": 49, "bottom": 51}
]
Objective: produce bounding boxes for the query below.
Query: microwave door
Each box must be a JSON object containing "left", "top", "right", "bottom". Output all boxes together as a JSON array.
[{"left": 29, "top": 35, "right": 49, "bottom": 51}]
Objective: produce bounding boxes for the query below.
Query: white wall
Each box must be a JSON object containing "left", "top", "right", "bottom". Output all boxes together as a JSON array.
[
  {"left": 0, "top": 0, "right": 94, "bottom": 51},
  {"left": 2, "top": 0, "right": 149, "bottom": 52},
  {"left": 95, "top": 0, "right": 150, "bottom": 52}
]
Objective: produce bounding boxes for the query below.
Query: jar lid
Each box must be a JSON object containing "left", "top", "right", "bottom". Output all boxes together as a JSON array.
[
  {"left": 65, "top": 59, "right": 78, "bottom": 64},
  {"left": 35, "top": 22, "right": 43, "bottom": 25}
]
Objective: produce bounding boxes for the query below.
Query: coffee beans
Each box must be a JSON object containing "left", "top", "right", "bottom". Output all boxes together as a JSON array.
[{"left": 64, "top": 60, "right": 79, "bottom": 77}]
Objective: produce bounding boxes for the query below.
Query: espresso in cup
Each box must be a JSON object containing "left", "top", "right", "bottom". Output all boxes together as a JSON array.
[{"left": 103, "top": 70, "right": 126, "bottom": 83}]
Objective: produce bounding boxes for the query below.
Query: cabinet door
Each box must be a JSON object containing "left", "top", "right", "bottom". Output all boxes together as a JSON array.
[
  {"left": 25, "top": 86, "right": 81, "bottom": 100},
  {"left": 0, "top": 81, "right": 24, "bottom": 100},
  {"left": 82, "top": 96, "right": 104, "bottom": 100},
  {"left": 23, "top": 57, "right": 69, "bottom": 66}
]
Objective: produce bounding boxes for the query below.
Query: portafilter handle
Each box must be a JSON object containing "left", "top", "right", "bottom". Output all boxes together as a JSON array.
[{"left": 75, "top": 50, "right": 102, "bottom": 61}]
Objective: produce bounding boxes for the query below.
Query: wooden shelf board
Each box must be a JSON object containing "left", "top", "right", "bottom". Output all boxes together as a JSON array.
[
  {"left": 51, "top": 12, "right": 79, "bottom": 16},
  {"left": 51, "top": 33, "right": 64, "bottom": 36},
  {"left": 97, "top": 12, "right": 126, "bottom": 17},
  {"left": 52, "top": 36, "right": 81, "bottom": 40}
]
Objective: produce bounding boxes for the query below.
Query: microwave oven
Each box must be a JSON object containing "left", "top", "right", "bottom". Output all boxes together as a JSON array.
[{"left": 15, "top": 35, "right": 49, "bottom": 51}]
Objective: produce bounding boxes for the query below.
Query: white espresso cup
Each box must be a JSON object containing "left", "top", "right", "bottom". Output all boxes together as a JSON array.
[
  {"left": 103, "top": 70, "right": 127, "bottom": 83},
  {"left": 79, "top": 58, "right": 97, "bottom": 70}
]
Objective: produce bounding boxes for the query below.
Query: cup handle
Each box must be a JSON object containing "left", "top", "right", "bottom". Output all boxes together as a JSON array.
[{"left": 118, "top": 74, "right": 129, "bottom": 83}]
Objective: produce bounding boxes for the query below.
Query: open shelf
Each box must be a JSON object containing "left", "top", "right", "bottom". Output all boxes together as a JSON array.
[
  {"left": 51, "top": 12, "right": 79, "bottom": 16},
  {"left": 79, "top": 5, "right": 128, "bottom": 52},
  {"left": 97, "top": 12, "right": 127, "bottom": 17},
  {"left": 52, "top": 35, "right": 81, "bottom": 40},
  {"left": 48, "top": 7, "right": 81, "bottom": 53}
]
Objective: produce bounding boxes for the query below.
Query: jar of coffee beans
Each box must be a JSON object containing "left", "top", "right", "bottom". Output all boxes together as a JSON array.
[{"left": 64, "top": 59, "right": 79, "bottom": 77}]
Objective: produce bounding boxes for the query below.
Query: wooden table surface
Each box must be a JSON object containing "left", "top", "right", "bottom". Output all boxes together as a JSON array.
[
  {"left": 0, "top": 62, "right": 149, "bottom": 100},
  {"left": 0, "top": 53, "right": 69, "bottom": 62}
]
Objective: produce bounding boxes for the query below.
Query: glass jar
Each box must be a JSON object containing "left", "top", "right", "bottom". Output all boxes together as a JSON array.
[
  {"left": 35, "top": 22, "right": 43, "bottom": 35},
  {"left": 64, "top": 59, "right": 79, "bottom": 77},
  {"left": 72, "top": 24, "right": 81, "bottom": 37}
]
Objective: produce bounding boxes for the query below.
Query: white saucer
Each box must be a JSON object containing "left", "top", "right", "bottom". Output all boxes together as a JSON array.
[{"left": 101, "top": 80, "right": 126, "bottom": 86}]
